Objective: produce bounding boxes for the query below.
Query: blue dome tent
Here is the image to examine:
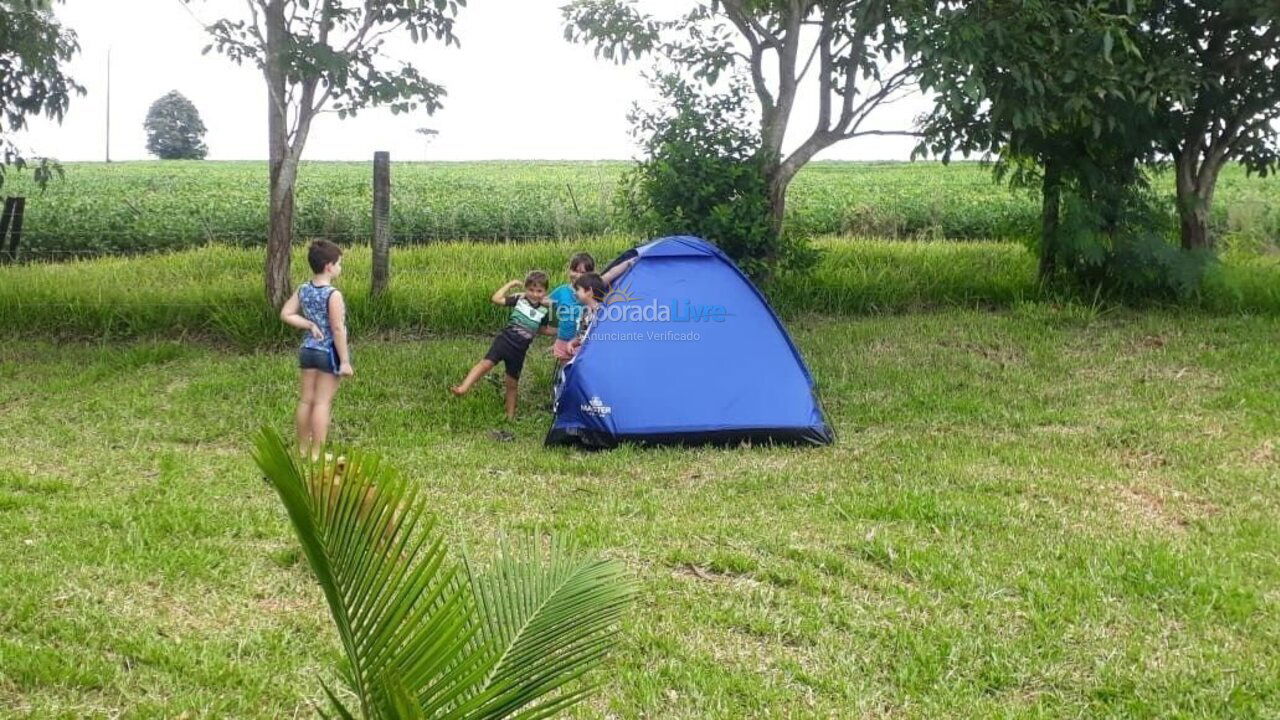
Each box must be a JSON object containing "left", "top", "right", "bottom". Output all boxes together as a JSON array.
[{"left": 546, "top": 236, "right": 834, "bottom": 448}]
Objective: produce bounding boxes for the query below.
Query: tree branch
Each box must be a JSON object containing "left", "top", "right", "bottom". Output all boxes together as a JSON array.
[
  {"left": 291, "top": 0, "right": 335, "bottom": 156},
  {"left": 797, "top": 23, "right": 824, "bottom": 85},
  {"left": 768, "top": 0, "right": 805, "bottom": 154},
  {"left": 815, "top": 7, "right": 834, "bottom": 133},
  {"left": 720, "top": 0, "right": 779, "bottom": 47},
  {"left": 838, "top": 64, "right": 915, "bottom": 137},
  {"left": 845, "top": 129, "right": 923, "bottom": 139}
]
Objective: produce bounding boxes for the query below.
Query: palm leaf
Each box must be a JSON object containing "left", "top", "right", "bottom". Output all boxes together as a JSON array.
[
  {"left": 461, "top": 535, "right": 636, "bottom": 720},
  {"left": 253, "top": 429, "right": 490, "bottom": 719},
  {"left": 253, "top": 429, "right": 633, "bottom": 719}
]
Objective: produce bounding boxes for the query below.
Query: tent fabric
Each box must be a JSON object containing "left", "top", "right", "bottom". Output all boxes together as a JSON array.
[{"left": 546, "top": 235, "right": 834, "bottom": 449}]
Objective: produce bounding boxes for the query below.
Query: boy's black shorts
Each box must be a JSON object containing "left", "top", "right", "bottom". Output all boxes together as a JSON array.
[{"left": 484, "top": 332, "right": 532, "bottom": 379}]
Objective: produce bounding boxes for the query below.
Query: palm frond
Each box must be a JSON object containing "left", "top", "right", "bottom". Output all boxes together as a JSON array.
[
  {"left": 462, "top": 535, "right": 637, "bottom": 720},
  {"left": 253, "top": 429, "right": 490, "bottom": 719},
  {"left": 253, "top": 429, "right": 634, "bottom": 720},
  {"left": 319, "top": 680, "right": 359, "bottom": 720}
]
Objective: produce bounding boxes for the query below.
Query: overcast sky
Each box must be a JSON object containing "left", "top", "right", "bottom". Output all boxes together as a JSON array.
[{"left": 16, "top": 0, "right": 933, "bottom": 162}]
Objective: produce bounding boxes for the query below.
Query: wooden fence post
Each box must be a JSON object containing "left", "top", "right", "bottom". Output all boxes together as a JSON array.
[
  {"left": 371, "top": 151, "right": 391, "bottom": 297},
  {"left": 0, "top": 197, "right": 22, "bottom": 264}
]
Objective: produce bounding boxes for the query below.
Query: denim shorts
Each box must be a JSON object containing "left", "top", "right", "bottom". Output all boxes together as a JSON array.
[{"left": 299, "top": 347, "right": 336, "bottom": 374}]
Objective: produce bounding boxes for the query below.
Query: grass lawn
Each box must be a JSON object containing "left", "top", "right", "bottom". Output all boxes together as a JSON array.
[{"left": 2, "top": 306, "right": 1278, "bottom": 717}]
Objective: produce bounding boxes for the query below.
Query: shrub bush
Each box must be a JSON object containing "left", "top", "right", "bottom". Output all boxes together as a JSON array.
[
  {"left": 615, "top": 74, "right": 815, "bottom": 280},
  {"left": 1049, "top": 186, "right": 1214, "bottom": 300}
]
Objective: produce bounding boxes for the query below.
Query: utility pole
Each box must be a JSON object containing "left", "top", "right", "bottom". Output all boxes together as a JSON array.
[{"left": 105, "top": 48, "right": 112, "bottom": 163}]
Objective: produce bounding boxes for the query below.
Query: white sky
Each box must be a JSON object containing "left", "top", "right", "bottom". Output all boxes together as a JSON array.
[{"left": 16, "top": 0, "right": 932, "bottom": 162}]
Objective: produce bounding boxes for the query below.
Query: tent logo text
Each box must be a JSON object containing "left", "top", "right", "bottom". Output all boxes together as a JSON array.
[{"left": 580, "top": 396, "right": 612, "bottom": 416}]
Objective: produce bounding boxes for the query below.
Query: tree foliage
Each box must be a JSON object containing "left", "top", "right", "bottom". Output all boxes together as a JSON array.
[
  {"left": 564, "top": 0, "right": 918, "bottom": 274},
  {"left": 144, "top": 91, "right": 209, "bottom": 160},
  {"left": 0, "top": 0, "right": 82, "bottom": 191},
  {"left": 1144, "top": 1, "right": 1280, "bottom": 250},
  {"left": 916, "top": 0, "right": 1280, "bottom": 263},
  {"left": 617, "top": 73, "right": 813, "bottom": 279},
  {"left": 912, "top": 0, "right": 1218, "bottom": 293},
  {"left": 914, "top": 1, "right": 1159, "bottom": 182},
  {"left": 193, "top": 0, "right": 462, "bottom": 123},
  {"left": 186, "top": 0, "right": 465, "bottom": 307},
  {"left": 252, "top": 428, "right": 634, "bottom": 720}
]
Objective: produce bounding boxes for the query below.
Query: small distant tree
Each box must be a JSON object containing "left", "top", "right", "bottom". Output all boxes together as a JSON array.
[
  {"left": 144, "top": 91, "right": 208, "bottom": 160},
  {"left": 415, "top": 126, "right": 438, "bottom": 160},
  {"left": 0, "top": 0, "right": 83, "bottom": 191},
  {"left": 185, "top": 0, "right": 466, "bottom": 308}
]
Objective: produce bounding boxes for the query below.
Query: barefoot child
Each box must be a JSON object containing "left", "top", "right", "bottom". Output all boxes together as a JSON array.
[
  {"left": 280, "top": 240, "right": 354, "bottom": 457},
  {"left": 452, "top": 271, "right": 553, "bottom": 419}
]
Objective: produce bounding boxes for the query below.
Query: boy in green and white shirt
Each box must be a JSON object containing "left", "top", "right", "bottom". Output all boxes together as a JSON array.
[{"left": 451, "top": 271, "right": 553, "bottom": 419}]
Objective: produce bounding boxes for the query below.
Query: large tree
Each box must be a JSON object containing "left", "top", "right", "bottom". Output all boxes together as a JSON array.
[
  {"left": 145, "top": 90, "right": 209, "bottom": 160},
  {"left": 913, "top": 0, "right": 1166, "bottom": 279},
  {"left": 186, "top": 0, "right": 464, "bottom": 308},
  {"left": 1143, "top": 1, "right": 1280, "bottom": 250},
  {"left": 0, "top": 0, "right": 82, "bottom": 191},
  {"left": 563, "top": 0, "right": 920, "bottom": 236}
]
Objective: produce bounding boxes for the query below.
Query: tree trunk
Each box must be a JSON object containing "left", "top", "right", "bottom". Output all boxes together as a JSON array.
[
  {"left": 267, "top": 169, "right": 296, "bottom": 308},
  {"left": 1039, "top": 160, "right": 1061, "bottom": 282},
  {"left": 264, "top": 0, "right": 293, "bottom": 310},
  {"left": 1179, "top": 203, "right": 1210, "bottom": 250},
  {"left": 765, "top": 165, "right": 788, "bottom": 240},
  {"left": 1175, "top": 150, "right": 1217, "bottom": 251},
  {"left": 763, "top": 135, "right": 828, "bottom": 241}
]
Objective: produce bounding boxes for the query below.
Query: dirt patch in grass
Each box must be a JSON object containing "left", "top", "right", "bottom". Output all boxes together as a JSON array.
[
  {"left": 1248, "top": 440, "right": 1276, "bottom": 467},
  {"left": 1115, "top": 485, "right": 1221, "bottom": 534},
  {"left": 672, "top": 564, "right": 764, "bottom": 590}
]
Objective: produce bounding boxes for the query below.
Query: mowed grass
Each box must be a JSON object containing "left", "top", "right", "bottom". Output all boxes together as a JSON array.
[
  {"left": 1, "top": 239, "right": 1278, "bottom": 346},
  {"left": 2, "top": 307, "right": 1279, "bottom": 717}
]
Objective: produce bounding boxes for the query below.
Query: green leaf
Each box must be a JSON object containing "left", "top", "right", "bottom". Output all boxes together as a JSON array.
[
  {"left": 461, "top": 535, "right": 636, "bottom": 719},
  {"left": 253, "top": 429, "right": 488, "bottom": 719},
  {"left": 253, "top": 429, "right": 633, "bottom": 719}
]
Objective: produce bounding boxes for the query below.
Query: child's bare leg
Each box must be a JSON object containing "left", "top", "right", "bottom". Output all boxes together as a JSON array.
[
  {"left": 452, "top": 359, "right": 495, "bottom": 395},
  {"left": 504, "top": 375, "right": 519, "bottom": 420},
  {"left": 296, "top": 369, "right": 320, "bottom": 454},
  {"left": 308, "top": 372, "right": 342, "bottom": 457}
]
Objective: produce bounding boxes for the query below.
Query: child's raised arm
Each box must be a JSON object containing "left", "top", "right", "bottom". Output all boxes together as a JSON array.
[
  {"left": 280, "top": 289, "right": 323, "bottom": 339},
  {"left": 490, "top": 279, "right": 522, "bottom": 305},
  {"left": 601, "top": 257, "right": 638, "bottom": 286}
]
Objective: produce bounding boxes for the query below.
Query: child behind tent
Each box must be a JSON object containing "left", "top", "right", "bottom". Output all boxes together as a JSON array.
[
  {"left": 566, "top": 272, "right": 609, "bottom": 357},
  {"left": 548, "top": 252, "right": 636, "bottom": 363}
]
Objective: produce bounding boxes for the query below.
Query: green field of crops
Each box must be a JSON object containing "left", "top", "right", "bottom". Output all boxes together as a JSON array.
[{"left": 4, "top": 161, "right": 1278, "bottom": 258}]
